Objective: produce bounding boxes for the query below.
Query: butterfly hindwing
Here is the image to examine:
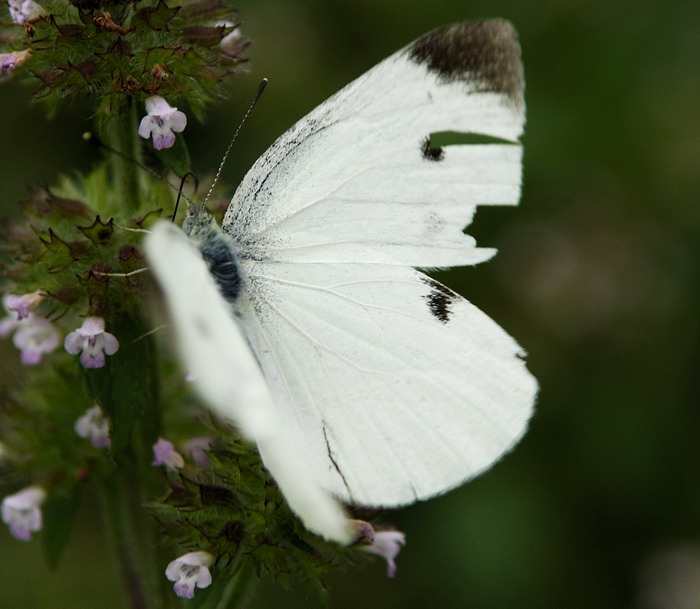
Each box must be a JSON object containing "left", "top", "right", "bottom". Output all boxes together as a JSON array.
[{"left": 235, "top": 260, "right": 535, "bottom": 506}]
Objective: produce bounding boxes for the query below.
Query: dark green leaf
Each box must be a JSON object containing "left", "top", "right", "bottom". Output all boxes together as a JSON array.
[
  {"left": 42, "top": 482, "right": 82, "bottom": 569},
  {"left": 137, "top": 0, "right": 181, "bottom": 31},
  {"left": 154, "top": 132, "right": 191, "bottom": 177},
  {"left": 108, "top": 314, "right": 155, "bottom": 456}
]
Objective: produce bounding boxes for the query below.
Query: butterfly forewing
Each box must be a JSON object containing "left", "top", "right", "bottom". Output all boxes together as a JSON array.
[{"left": 224, "top": 20, "right": 524, "bottom": 270}]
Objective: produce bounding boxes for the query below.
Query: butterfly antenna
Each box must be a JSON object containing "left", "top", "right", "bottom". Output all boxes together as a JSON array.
[
  {"left": 172, "top": 172, "right": 199, "bottom": 222},
  {"left": 203, "top": 78, "right": 268, "bottom": 207},
  {"left": 83, "top": 131, "right": 195, "bottom": 206}
]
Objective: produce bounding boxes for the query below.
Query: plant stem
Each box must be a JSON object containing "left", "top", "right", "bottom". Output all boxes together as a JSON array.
[
  {"left": 102, "top": 104, "right": 143, "bottom": 214},
  {"left": 99, "top": 460, "right": 170, "bottom": 609}
]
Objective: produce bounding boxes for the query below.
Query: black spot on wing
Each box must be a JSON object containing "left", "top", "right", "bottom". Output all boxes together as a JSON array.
[
  {"left": 408, "top": 19, "right": 523, "bottom": 107},
  {"left": 420, "top": 136, "right": 445, "bottom": 161},
  {"left": 420, "top": 276, "right": 457, "bottom": 324}
]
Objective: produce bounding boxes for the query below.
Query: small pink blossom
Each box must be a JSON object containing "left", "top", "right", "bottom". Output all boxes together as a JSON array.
[
  {"left": 361, "top": 529, "right": 406, "bottom": 578},
  {"left": 152, "top": 438, "right": 185, "bottom": 470},
  {"left": 64, "top": 317, "right": 119, "bottom": 369},
  {"left": 8, "top": 0, "right": 43, "bottom": 24},
  {"left": 3, "top": 291, "right": 44, "bottom": 320},
  {"left": 0, "top": 306, "right": 60, "bottom": 365},
  {"left": 1, "top": 486, "right": 46, "bottom": 541},
  {"left": 138, "top": 96, "right": 187, "bottom": 150},
  {"left": 0, "top": 49, "right": 31, "bottom": 74},
  {"left": 184, "top": 437, "right": 211, "bottom": 467},
  {"left": 165, "top": 551, "right": 214, "bottom": 599},
  {"left": 74, "top": 406, "right": 111, "bottom": 449}
]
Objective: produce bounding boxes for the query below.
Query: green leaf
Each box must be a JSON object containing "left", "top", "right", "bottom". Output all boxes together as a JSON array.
[
  {"left": 42, "top": 482, "right": 82, "bottom": 569},
  {"left": 108, "top": 314, "right": 155, "bottom": 456},
  {"left": 82, "top": 360, "right": 116, "bottom": 415},
  {"left": 137, "top": 0, "right": 181, "bottom": 31},
  {"left": 154, "top": 132, "right": 192, "bottom": 177},
  {"left": 80, "top": 313, "right": 157, "bottom": 457}
]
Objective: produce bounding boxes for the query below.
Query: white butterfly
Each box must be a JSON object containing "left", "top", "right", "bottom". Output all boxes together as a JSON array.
[{"left": 144, "top": 19, "right": 537, "bottom": 544}]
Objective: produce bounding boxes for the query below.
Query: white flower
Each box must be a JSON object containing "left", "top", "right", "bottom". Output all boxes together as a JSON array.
[
  {"left": 3, "top": 291, "right": 44, "bottom": 320},
  {"left": 138, "top": 96, "right": 187, "bottom": 150},
  {"left": 1, "top": 486, "right": 46, "bottom": 541},
  {"left": 165, "top": 551, "right": 214, "bottom": 599},
  {"left": 0, "top": 307, "right": 60, "bottom": 365},
  {"left": 64, "top": 317, "right": 119, "bottom": 369},
  {"left": 8, "top": 0, "right": 43, "bottom": 24},
  {"left": 151, "top": 437, "right": 185, "bottom": 470},
  {"left": 361, "top": 529, "right": 406, "bottom": 577},
  {"left": 74, "top": 406, "right": 111, "bottom": 449},
  {"left": 183, "top": 437, "right": 211, "bottom": 467}
]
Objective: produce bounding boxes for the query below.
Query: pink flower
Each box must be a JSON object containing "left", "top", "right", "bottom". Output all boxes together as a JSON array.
[
  {"left": 74, "top": 406, "right": 111, "bottom": 449},
  {"left": 0, "top": 304, "right": 60, "bottom": 365},
  {"left": 64, "top": 317, "right": 119, "bottom": 369},
  {"left": 7, "top": 0, "right": 43, "bottom": 24},
  {"left": 1, "top": 486, "right": 46, "bottom": 541},
  {"left": 3, "top": 292, "right": 44, "bottom": 320},
  {"left": 361, "top": 529, "right": 406, "bottom": 578},
  {"left": 165, "top": 551, "right": 214, "bottom": 599},
  {"left": 138, "top": 96, "right": 187, "bottom": 150},
  {"left": 184, "top": 437, "right": 211, "bottom": 467},
  {"left": 0, "top": 50, "right": 31, "bottom": 74},
  {"left": 152, "top": 438, "right": 185, "bottom": 470}
]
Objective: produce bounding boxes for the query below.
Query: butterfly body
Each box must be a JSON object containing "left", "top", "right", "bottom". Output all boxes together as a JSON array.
[{"left": 146, "top": 19, "right": 536, "bottom": 541}]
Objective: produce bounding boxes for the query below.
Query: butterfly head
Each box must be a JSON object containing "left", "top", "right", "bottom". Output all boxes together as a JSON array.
[{"left": 182, "top": 203, "right": 219, "bottom": 246}]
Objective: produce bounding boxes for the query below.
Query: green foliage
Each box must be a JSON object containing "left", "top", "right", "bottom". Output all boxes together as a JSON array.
[
  {"left": 144, "top": 424, "right": 363, "bottom": 596},
  {"left": 42, "top": 479, "right": 82, "bottom": 568}
]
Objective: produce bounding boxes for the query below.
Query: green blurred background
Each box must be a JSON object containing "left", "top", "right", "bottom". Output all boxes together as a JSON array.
[{"left": 1, "top": 0, "right": 699, "bottom": 607}]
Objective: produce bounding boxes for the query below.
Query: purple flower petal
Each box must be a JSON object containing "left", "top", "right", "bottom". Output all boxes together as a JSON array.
[{"left": 64, "top": 331, "right": 83, "bottom": 354}]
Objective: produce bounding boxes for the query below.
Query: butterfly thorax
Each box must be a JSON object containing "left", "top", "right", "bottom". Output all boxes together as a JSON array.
[{"left": 183, "top": 206, "right": 241, "bottom": 302}]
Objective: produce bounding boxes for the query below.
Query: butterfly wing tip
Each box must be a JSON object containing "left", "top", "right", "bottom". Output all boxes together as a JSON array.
[{"left": 407, "top": 19, "right": 524, "bottom": 109}]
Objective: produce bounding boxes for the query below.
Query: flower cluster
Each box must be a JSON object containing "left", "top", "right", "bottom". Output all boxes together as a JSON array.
[
  {"left": 0, "top": 0, "right": 247, "bottom": 118},
  {"left": 0, "top": 297, "right": 119, "bottom": 370}
]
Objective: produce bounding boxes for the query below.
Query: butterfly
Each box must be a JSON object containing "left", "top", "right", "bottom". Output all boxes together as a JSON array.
[{"left": 144, "top": 19, "right": 537, "bottom": 543}]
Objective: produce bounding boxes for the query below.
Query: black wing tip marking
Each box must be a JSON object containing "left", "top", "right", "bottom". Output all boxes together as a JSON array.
[
  {"left": 420, "top": 276, "right": 457, "bottom": 324},
  {"left": 407, "top": 19, "right": 524, "bottom": 107},
  {"left": 420, "top": 136, "right": 445, "bottom": 161}
]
